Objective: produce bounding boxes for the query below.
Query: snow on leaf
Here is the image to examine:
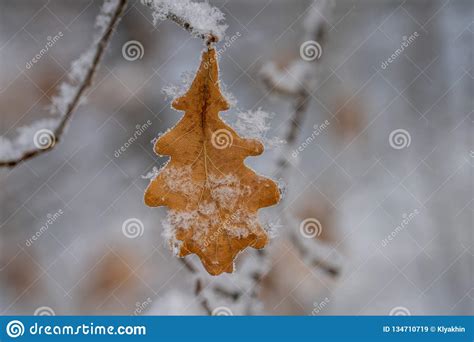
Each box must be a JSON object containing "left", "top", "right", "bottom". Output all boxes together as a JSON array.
[{"left": 144, "top": 48, "right": 280, "bottom": 275}]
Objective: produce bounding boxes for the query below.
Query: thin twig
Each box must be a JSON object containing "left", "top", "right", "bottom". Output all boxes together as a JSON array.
[
  {"left": 141, "top": 0, "right": 219, "bottom": 45},
  {"left": 261, "top": 0, "right": 341, "bottom": 276},
  {"left": 0, "top": 0, "right": 128, "bottom": 168}
]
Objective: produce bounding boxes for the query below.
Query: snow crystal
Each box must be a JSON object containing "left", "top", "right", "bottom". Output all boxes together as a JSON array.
[
  {"left": 142, "top": 0, "right": 227, "bottom": 40},
  {"left": 164, "top": 210, "right": 198, "bottom": 232},
  {"left": 141, "top": 166, "right": 160, "bottom": 179},
  {"left": 198, "top": 201, "right": 216, "bottom": 216},
  {"left": 208, "top": 173, "right": 242, "bottom": 210},
  {"left": 161, "top": 71, "right": 195, "bottom": 100},
  {"left": 162, "top": 165, "right": 199, "bottom": 199},
  {"left": 226, "top": 226, "right": 248, "bottom": 238},
  {"left": 229, "top": 107, "right": 283, "bottom": 148}
]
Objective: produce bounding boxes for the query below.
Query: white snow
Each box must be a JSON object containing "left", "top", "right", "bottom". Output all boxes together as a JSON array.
[
  {"left": 0, "top": 118, "right": 59, "bottom": 161},
  {"left": 260, "top": 60, "right": 314, "bottom": 96},
  {"left": 232, "top": 107, "right": 284, "bottom": 148},
  {"left": 161, "top": 71, "right": 195, "bottom": 100},
  {"left": 142, "top": 0, "right": 227, "bottom": 40},
  {"left": 51, "top": 0, "right": 119, "bottom": 116}
]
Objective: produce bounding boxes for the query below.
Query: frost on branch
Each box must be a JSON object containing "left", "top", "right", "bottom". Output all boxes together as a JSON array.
[
  {"left": 0, "top": 0, "right": 126, "bottom": 167},
  {"left": 259, "top": 0, "right": 334, "bottom": 97},
  {"left": 51, "top": 0, "right": 123, "bottom": 116},
  {"left": 144, "top": 48, "right": 280, "bottom": 275},
  {"left": 0, "top": 119, "right": 59, "bottom": 161},
  {"left": 258, "top": 0, "right": 342, "bottom": 278},
  {"left": 142, "top": 0, "right": 227, "bottom": 42},
  {"left": 260, "top": 60, "right": 314, "bottom": 97}
]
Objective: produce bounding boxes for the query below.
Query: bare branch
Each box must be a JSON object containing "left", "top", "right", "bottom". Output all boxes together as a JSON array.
[{"left": 0, "top": 0, "right": 127, "bottom": 168}]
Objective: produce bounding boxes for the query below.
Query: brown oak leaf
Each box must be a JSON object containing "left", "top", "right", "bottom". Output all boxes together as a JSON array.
[{"left": 144, "top": 48, "right": 280, "bottom": 275}]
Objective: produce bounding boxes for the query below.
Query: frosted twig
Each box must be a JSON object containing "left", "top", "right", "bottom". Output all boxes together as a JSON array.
[
  {"left": 260, "top": 0, "right": 341, "bottom": 277},
  {"left": 0, "top": 0, "right": 127, "bottom": 167},
  {"left": 141, "top": 0, "right": 227, "bottom": 44}
]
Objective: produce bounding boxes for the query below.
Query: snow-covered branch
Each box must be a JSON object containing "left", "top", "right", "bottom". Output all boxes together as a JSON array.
[
  {"left": 260, "top": 0, "right": 342, "bottom": 277},
  {"left": 141, "top": 0, "right": 227, "bottom": 44},
  {"left": 0, "top": 0, "right": 127, "bottom": 168}
]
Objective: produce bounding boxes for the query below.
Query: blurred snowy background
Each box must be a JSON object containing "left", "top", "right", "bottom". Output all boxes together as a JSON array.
[{"left": 0, "top": 0, "right": 472, "bottom": 315}]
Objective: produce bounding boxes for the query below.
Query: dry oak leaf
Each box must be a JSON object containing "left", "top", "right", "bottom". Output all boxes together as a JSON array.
[{"left": 144, "top": 48, "right": 280, "bottom": 275}]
